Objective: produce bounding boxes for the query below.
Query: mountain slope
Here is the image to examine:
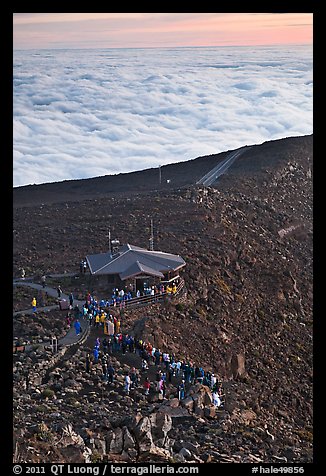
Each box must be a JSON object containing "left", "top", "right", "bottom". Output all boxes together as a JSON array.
[
  {"left": 13, "top": 134, "right": 313, "bottom": 463},
  {"left": 13, "top": 135, "right": 312, "bottom": 207}
]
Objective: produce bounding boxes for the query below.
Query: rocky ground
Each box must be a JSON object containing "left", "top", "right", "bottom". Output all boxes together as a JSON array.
[{"left": 12, "top": 135, "right": 313, "bottom": 463}]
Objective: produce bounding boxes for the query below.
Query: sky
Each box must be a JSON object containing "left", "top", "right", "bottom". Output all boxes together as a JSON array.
[
  {"left": 13, "top": 13, "right": 313, "bottom": 50},
  {"left": 13, "top": 14, "right": 313, "bottom": 187}
]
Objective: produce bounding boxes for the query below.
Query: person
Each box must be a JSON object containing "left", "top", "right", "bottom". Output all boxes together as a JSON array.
[
  {"left": 95, "top": 337, "right": 101, "bottom": 349},
  {"left": 41, "top": 275, "right": 46, "bottom": 288},
  {"left": 93, "top": 346, "right": 99, "bottom": 363},
  {"left": 31, "top": 297, "right": 37, "bottom": 312},
  {"left": 124, "top": 374, "right": 131, "bottom": 395},
  {"left": 85, "top": 354, "right": 91, "bottom": 373},
  {"left": 121, "top": 335, "right": 127, "bottom": 355},
  {"left": 197, "top": 367, "right": 205, "bottom": 384},
  {"left": 83, "top": 260, "right": 87, "bottom": 273},
  {"left": 102, "top": 337, "right": 108, "bottom": 354},
  {"left": 25, "top": 370, "right": 30, "bottom": 390},
  {"left": 107, "top": 364, "right": 115, "bottom": 384},
  {"left": 102, "top": 363, "right": 108, "bottom": 381},
  {"left": 101, "top": 353, "right": 108, "bottom": 374},
  {"left": 57, "top": 285, "right": 62, "bottom": 298},
  {"left": 144, "top": 377, "right": 151, "bottom": 395},
  {"left": 161, "top": 380, "right": 166, "bottom": 399},
  {"left": 74, "top": 319, "right": 81, "bottom": 335},
  {"left": 212, "top": 390, "right": 222, "bottom": 407},
  {"left": 178, "top": 380, "right": 185, "bottom": 400},
  {"left": 210, "top": 373, "right": 217, "bottom": 390},
  {"left": 130, "top": 368, "right": 139, "bottom": 389},
  {"left": 74, "top": 304, "right": 80, "bottom": 319},
  {"left": 155, "top": 369, "right": 162, "bottom": 391},
  {"left": 66, "top": 313, "right": 72, "bottom": 328},
  {"left": 21, "top": 268, "right": 26, "bottom": 280},
  {"left": 69, "top": 292, "right": 74, "bottom": 307},
  {"left": 167, "top": 364, "right": 173, "bottom": 384},
  {"left": 141, "top": 359, "right": 149, "bottom": 372},
  {"left": 163, "top": 352, "right": 170, "bottom": 370},
  {"left": 175, "top": 360, "right": 182, "bottom": 377},
  {"left": 154, "top": 348, "right": 161, "bottom": 366},
  {"left": 107, "top": 336, "right": 113, "bottom": 354}
]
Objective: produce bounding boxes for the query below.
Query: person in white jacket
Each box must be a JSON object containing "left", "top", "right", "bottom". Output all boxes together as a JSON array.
[
  {"left": 124, "top": 374, "right": 131, "bottom": 395},
  {"left": 212, "top": 390, "right": 222, "bottom": 407}
]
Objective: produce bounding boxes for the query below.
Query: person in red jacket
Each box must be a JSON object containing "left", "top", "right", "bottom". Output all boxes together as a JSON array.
[{"left": 144, "top": 377, "right": 151, "bottom": 395}]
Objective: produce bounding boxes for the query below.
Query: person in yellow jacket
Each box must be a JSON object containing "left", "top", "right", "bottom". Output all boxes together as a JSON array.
[
  {"left": 100, "top": 313, "right": 106, "bottom": 325},
  {"left": 95, "top": 314, "right": 100, "bottom": 328},
  {"left": 172, "top": 283, "right": 177, "bottom": 294},
  {"left": 31, "top": 297, "right": 37, "bottom": 312}
]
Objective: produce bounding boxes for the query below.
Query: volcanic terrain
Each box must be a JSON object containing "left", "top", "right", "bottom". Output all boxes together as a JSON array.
[{"left": 12, "top": 135, "right": 313, "bottom": 464}]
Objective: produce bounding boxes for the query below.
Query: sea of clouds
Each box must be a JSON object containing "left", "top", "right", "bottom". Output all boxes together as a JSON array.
[{"left": 13, "top": 45, "right": 313, "bottom": 187}]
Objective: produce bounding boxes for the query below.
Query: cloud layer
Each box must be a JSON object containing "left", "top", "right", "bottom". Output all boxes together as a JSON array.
[{"left": 13, "top": 45, "right": 313, "bottom": 187}]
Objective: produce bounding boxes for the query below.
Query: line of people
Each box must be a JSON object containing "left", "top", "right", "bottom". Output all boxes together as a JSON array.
[
  {"left": 86, "top": 328, "right": 224, "bottom": 408},
  {"left": 80, "top": 281, "right": 179, "bottom": 314}
]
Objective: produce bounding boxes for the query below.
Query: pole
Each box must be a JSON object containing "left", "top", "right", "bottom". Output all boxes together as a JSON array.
[
  {"left": 108, "top": 228, "right": 111, "bottom": 254},
  {"left": 149, "top": 219, "right": 154, "bottom": 251},
  {"left": 159, "top": 166, "right": 161, "bottom": 185}
]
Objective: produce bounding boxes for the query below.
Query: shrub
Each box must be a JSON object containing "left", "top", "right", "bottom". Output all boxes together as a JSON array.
[
  {"left": 175, "top": 303, "right": 184, "bottom": 312},
  {"left": 42, "top": 388, "right": 55, "bottom": 399}
]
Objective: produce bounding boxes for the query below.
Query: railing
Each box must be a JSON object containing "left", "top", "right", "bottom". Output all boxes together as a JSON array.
[{"left": 117, "top": 278, "right": 186, "bottom": 310}]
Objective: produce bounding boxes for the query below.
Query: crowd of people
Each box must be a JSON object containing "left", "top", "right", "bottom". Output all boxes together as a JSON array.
[
  {"left": 84, "top": 318, "right": 225, "bottom": 408},
  {"left": 79, "top": 283, "right": 179, "bottom": 312},
  {"left": 27, "top": 281, "right": 223, "bottom": 409}
]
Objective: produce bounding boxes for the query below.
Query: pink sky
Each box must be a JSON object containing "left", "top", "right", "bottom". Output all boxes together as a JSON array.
[{"left": 13, "top": 13, "right": 313, "bottom": 49}]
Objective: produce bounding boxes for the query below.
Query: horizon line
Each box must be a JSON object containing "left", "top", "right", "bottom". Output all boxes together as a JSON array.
[{"left": 13, "top": 42, "right": 312, "bottom": 52}]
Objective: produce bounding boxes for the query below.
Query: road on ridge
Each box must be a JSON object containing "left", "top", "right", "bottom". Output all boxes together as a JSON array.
[{"left": 196, "top": 147, "right": 249, "bottom": 187}]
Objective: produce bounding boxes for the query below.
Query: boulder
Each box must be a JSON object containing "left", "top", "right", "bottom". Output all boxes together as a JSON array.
[
  {"left": 204, "top": 405, "right": 216, "bottom": 418},
  {"left": 122, "top": 426, "right": 136, "bottom": 451},
  {"left": 134, "top": 416, "right": 154, "bottom": 452},
  {"left": 181, "top": 396, "right": 194, "bottom": 411},
  {"left": 150, "top": 412, "right": 172, "bottom": 439},
  {"left": 107, "top": 427, "right": 124, "bottom": 454},
  {"left": 158, "top": 406, "right": 190, "bottom": 418},
  {"left": 179, "top": 447, "right": 192, "bottom": 460},
  {"left": 240, "top": 409, "right": 257, "bottom": 425},
  {"left": 166, "top": 397, "right": 179, "bottom": 408},
  {"left": 229, "top": 353, "right": 246, "bottom": 379}
]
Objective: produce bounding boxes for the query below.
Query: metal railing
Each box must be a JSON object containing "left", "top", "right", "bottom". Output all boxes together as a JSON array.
[{"left": 114, "top": 278, "right": 186, "bottom": 310}]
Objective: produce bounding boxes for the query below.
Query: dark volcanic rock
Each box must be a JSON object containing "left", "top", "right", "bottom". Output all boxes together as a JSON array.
[{"left": 13, "top": 135, "right": 313, "bottom": 464}]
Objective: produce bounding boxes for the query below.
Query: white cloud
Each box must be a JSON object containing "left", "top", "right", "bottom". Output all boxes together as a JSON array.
[{"left": 13, "top": 45, "right": 313, "bottom": 187}]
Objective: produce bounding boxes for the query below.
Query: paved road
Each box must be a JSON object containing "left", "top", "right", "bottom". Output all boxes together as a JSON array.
[
  {"left": 196, "top": 147, "right": 248, "bottom": 187},
  {"left": 13, "top": 280, "right": 85, "bottom": 317},
  {"left": 13, "top": 279, "right": 90, "bottom": 350}
]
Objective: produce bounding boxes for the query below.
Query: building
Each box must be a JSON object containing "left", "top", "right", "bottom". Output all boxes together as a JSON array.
[{"left": 86, "top": 243, "right": 186, "bottom": 293}]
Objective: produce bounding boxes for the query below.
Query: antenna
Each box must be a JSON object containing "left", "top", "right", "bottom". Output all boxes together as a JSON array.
[
  {"left": 107, "top": 228, "right": 111, "bottom": 254},
  {"left": 149, "top": 218, "right": 154, "bottom": 251}
]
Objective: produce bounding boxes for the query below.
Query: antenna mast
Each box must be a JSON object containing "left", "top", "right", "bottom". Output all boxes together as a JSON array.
[
  {"left": 108, "top": 228, "right": 111, "bottom": 254},
  {"left": 149, "top": 219, "right": 154, "bottom": 251}
]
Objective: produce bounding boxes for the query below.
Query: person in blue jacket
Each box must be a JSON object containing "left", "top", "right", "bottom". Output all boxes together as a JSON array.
[
  {"left": 74, "top": 319, "right": 81, "bottom": 335},
  {"left": 93, "top": 346, "right": 99, "bottom": 363}
]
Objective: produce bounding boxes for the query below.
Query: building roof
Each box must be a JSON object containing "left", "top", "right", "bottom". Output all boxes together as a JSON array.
[{"left": 86, "top": 243, "right": 186, "bottom": 280}]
